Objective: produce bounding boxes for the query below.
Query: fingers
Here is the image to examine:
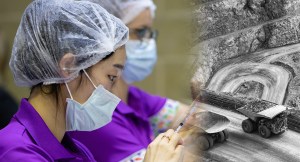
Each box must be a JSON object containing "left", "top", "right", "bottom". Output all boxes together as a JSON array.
[
  {"left": 175, "top": 144, "right": 184, "bottom": 152},
  {"left": 152, "top": 129, "right": 184, "bottom": 150},
  {"left": 160, "top": 129, "right": 184, "bottom": 149},
  {"left": 147, "top": 132, "right": 166, "bottom": 160},
  {"left": 151, "top": 133, "right": 165, "bottom": 146},
  {"left": 175, "top": 145, "right": 185, "bottom": 161},
  {"left": 168, "top": 131, "right": 183, "bottom": 148},
  {"left": 146, "top": 129, "right": 185, "bottom": 162},
  {"left": 178, "top": 136, "right": 184, "bottom": 145},
  {"left": 160, "top": 129, "right": 174, "bottom": 143}
]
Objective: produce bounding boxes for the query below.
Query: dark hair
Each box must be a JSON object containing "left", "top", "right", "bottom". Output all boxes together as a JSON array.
[
  {"left": 102, "top": 52, "right": 114, "bottom": 60},
  {"left": 29, "top": 70, "right": 85, "bottom": 108}
]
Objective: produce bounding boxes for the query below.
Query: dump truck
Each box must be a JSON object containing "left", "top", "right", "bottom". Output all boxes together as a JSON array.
[
  {"left": 237, "top": 100, "right": 288, "bottom": 138},
  {"left": 190, "top": 111, "right": 230, "bottom": 151}
]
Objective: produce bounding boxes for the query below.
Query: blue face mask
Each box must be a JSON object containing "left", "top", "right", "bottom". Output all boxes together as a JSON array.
[
  {"left": 122, "top": 39, "right": 157, "bottom": 84},
  {"left": 65, "top": 70, "right": 120, "bottom": 131}
]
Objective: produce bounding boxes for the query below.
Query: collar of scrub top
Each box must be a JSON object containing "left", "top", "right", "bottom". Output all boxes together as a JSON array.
[
  {"left": 116, "top": 87, "right": 148, "bottom": 122},
  {"left": 15, "top": 99, "right": 78, "bottom": 160}
]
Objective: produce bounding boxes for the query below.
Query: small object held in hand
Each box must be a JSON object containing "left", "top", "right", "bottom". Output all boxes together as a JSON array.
[
  {"left": 162, "top": 135, "right": 171, "bottom": 142},
  {"left": 175, "top": 99, "right": 200, "bottom": 133}
]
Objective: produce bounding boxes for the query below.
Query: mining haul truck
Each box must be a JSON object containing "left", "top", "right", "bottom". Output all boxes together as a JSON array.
[
  {"left": 192, "top": 111, "right": 230, "bottom": 151},
  {"left": 237, "top": 100, "right": 288, "bottom": 138}
]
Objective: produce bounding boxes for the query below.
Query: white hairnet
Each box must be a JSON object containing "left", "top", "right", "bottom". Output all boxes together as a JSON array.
[
  {"left": 87, "top": 0, "right": 156, "bottom": 24},
  {"left": 10, "top": 0, "right": 129, "bottom": 87}
]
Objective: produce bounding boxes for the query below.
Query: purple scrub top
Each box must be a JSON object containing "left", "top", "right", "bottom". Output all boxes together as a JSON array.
[
  {"left": 69, "top": 86, "right": 167, "bottom": 162},
  {"left": 0, "top": 99, "right": 96, "bottom": 162}
]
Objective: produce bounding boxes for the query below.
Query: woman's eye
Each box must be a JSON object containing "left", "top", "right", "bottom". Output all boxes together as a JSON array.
[{"left": 108, "top": 75, "right": 116, "bottom": 83}]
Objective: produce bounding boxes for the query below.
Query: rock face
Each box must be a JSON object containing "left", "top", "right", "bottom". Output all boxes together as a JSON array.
[
  {"left": 193, "top": 0, "right": 300, "bottom": 43},
  {"left": 233, "top": 81, "right": 264, "bottom": 99},
  {"left": 191, "top": 0, "right": 300, "bottom": 108}
]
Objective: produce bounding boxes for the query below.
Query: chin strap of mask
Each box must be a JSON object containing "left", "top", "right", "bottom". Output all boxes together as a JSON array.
[
  {"left": 65, "top": 82, "right": 74, "bottom": 100},
  {"left": 83, "top": 69, "right": 97, "bottom": 89},
  {"left": 65, "top": 69, "right": 98, "bottom": 100}
]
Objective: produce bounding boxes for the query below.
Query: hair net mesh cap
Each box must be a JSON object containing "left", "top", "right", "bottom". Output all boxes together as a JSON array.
[
  {"left": 10, "top": 0, "right": 129, "bottom": 87},
  {"left": 87, "top": 0, "right": 156, "bottom": 24}
]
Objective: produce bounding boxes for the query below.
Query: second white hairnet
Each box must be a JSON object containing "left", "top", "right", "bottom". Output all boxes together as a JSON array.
[
  {"left": 10, "top": 0, "right": 129, "bottom": 87},
  {"left": 87, "top": 0, "right": 156, "bottom": 24}
]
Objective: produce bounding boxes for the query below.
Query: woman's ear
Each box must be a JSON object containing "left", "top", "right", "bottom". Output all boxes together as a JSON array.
[{"left": 59, "top": 53, "right": 76, "bottom": 78}]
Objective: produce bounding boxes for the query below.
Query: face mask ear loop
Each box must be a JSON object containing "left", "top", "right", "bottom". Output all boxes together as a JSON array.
[
  {"left": 83, "top": 69, "right": 97, "bottom": 89},
  {"left": 65, "top": 82, "right": 74, "bottom": 100}
]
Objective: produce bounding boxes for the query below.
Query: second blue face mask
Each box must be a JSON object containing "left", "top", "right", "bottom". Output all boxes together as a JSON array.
[{"left": 123, "top": 39, "right": 157, "bottom": 84}]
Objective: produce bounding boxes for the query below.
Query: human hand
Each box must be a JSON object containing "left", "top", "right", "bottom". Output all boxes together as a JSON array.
[{"left": 144, "top": 129, "right": 184, "bottom": 162}]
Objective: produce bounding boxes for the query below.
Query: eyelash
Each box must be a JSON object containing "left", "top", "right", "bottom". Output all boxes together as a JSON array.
[{"left": 108, "top": 75, "right": 117, "bottom": 83}]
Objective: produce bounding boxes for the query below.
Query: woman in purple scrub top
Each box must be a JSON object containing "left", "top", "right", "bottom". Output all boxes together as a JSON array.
[
  {"left": 0, "top": 0, "right": 184, "bottom": 161},
  {"left": 69, "top": 0, "right": 190, "bottom": 162}
]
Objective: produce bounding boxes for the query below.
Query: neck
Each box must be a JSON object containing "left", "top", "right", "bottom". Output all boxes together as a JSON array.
[{"left": 28, "top": 88, "right": 66, "bottom": 142}]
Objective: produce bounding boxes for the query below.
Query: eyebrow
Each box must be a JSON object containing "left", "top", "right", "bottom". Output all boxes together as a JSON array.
[{"left": 114, "top": 64, "right": 124, "bottom": 70}]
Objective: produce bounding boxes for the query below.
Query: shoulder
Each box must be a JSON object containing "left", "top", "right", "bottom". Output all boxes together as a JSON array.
[
  {"left": 0, "top": 144, "right": 51, "bottom": 162},
  {"left": 128, "top": 85, "right": 145, "bottom": 96},
  {"left": 128, "top": 85, "right": 158, "bottom": 98},
  {"left": 0, "top": 136, "right": 51, "bottom": 161},
  {"left": 128, "top": 85, "right": 167, "bottom": 103},
  {"left": 0, "top": 119, "right": 28, "bottom": 147},
  {"left": 0, "top": 120, "right": 52, "bottom": 161},
  {"left": 128, "top": 86, "right": 167, "bottom": 117}
]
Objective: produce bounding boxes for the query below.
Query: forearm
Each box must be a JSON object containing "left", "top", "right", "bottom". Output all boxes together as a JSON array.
[
  {"left": 150, "top": 99, "right": 180, "bottom": 136},
  {"left": 169, "top": 103, "right": 190, "bottom": 130}
]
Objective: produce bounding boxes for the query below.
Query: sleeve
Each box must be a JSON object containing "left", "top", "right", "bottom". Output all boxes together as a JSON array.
[
  {"left": 150, "top": 99, "right": 180, "bottom": 136},
  {"left": 130, "top": 86, "right": 167, "bottom": 118},
  {"left": 120, "top": 149, "right": 146, "bottom": 162},
  {"left": 69, "top": 118, "right": 146, "bottom": 162},
  {"left": 0, "top": 144, "right": 52, "bottom": 162}
]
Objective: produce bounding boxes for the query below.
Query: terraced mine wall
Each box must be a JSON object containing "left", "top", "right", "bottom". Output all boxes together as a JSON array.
[
  {"left": 191, "top": 0, "right": 300, "bottom": 107},
  {"left": 191, "top": 0, "right": 300, "bottom": 132}
]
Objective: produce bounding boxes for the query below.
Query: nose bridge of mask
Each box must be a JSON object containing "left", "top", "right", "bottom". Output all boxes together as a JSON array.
[
  {"left": 65, "top": 69, "right": 97, "bottom": 100},
  {"left": 141, "top": 38, "right": 155, "bottom": 47},
  {"left": 126, "top": 39, "right": 156, "bottom": 58}
]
